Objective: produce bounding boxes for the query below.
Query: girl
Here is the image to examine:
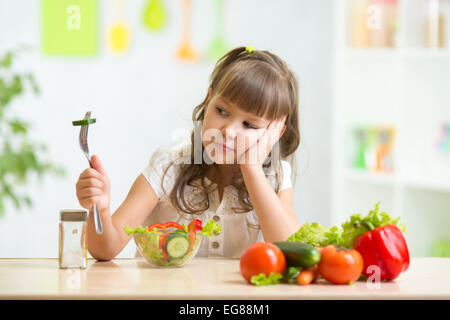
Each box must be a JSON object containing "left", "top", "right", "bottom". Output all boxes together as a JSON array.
[{"left": 76, "top": 46, "right": 301, "bottom": 261}]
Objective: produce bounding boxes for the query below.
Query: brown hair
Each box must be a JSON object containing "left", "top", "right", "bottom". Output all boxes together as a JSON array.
[{"left": 159, "top": 47, "right": 300, "bottom": 222}]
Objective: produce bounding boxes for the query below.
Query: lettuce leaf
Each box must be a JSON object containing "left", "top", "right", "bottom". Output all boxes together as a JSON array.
[
  {"left": 200, "top": 220, "right": 222, "bottom": 237},
  {"left": 282, "top": 267, "right": 302, "bottom": 284},
  {"left": 250, "top": 272, "right": 283, "bottom": 286},
  {"left": 181, "top": 223, "right": 190, "bottom": 233},
  {"left": 143, "top": 234, "right": 166, "bottom": 263},
  {"left": 287, "top": 202, "right": 406, "bottom": 248},
  {"left": 340, "top": 201, "right": 407, "bottom": 248},
  {"left": 287, "top": 222, "right": 342, "bottom": 247},
  {"left": 124, "top": 225, "right": 152, "bottom": 236}
]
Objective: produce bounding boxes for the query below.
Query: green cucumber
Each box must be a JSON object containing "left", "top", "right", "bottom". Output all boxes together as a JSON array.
[
  {"left": 169, "top": 251, "right": 193, "bottom": 266},
  {"left": 273, "top": 241, "right": 321, "bottom": 268},
  {"left": 168, "top": 258, "right": 184, "bottom": 266},
  {"left": 166, "top": 234, "right": 190, "bottom": 259},
  {"left": 72, "top": 118, "right": 96, "bottom": 126}
]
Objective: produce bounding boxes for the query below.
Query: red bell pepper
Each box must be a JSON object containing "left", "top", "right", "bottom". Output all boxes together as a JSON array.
[
  {"left": 158, "top": 230, "right": 169, "bottom": 260},
  {"left": 187, "top": 219, "right": 203, "bottom": 232},
  {"left": 147, "top": 221, "right": 184, "bottom": 232},
  {"left": 354, "top": 223, "right": 410, "bottom": 281},
  {"left": 187, "top": 219, "right": 203, "bottom": 253}
]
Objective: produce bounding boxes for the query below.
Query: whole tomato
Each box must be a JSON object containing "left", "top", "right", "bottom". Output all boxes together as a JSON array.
[
  {"left": 240, "top": 242, "right": 286, "bottom": 282},
  {"left": 318, "top": 245, "right": 363, "bottom": 285}
]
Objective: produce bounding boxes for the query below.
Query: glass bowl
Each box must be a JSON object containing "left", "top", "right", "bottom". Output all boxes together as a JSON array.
[{"left": 133, "top": 230, "right": 203, "bottom": 267}]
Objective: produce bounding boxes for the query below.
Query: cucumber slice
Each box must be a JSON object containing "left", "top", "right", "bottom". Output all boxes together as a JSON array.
[
  {"left": 166, "top": 234, "right": 190, "bottom": 259},
  {"left": 168, "top": 258, "right": 184, "bottom": 266},
  {"left": 72, "top": 118, "right": 96, "bottom": 126},
  {"left": 169, "top": 251, "right": 193, "bottom": 266}
]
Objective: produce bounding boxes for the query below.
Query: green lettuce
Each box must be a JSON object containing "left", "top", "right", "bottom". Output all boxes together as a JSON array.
[
  {"left": 287, "top": 222, "right": 342, "bottom": 247},
  {"left": 282, "top": 267, "right": 302, "bottom": 284},
  {"left": 124, "top": 225, "right": 152, "bottom": 235},
  {"left": 250, "top": 268, "right": 305, "bottom": 286},
  {"left": 250, "top": 272, "right": 283, "bottom": 286},
  {"left": 287, "top": 202, "right": 407, "bottom": 248},
  {"left": 200, "top": 220, "right": 222, "bottom": 237},
  {"left": 339, "top": 201, "right": 407, "bottom": 248},
  {"left": 143, "top": 234, "right": 167, "bottom": 264}
]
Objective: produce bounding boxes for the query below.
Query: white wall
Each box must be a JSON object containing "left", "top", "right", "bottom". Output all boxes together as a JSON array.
[{"left": 0, "top": 0, "right": 333, "bottom": 257}]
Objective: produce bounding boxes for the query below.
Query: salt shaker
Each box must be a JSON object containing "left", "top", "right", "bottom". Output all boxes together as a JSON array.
[{"left": 59, "top": 210, "right": 88, "bottom": 269}]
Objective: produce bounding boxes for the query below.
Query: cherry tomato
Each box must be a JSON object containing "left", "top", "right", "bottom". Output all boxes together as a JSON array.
[
  {"left": 240, "top": 242, "right": 286, "bottom": 283},
  {"left": 318, "top": 245, "right": 363, "bottom": 285}
]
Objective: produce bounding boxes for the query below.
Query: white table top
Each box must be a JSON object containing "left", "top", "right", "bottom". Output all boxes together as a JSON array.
[{"left": 0, "top": 257, "right": 449, "bottom": 299}]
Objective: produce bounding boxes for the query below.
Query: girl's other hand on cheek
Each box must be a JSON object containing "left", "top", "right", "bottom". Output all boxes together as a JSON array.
[{"left": 239, "top": 115, "right": 287, "bottom": 171}]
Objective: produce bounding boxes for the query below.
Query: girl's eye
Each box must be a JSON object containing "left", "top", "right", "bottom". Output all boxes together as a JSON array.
[
  {"left": 243, "top": 122, "right": 257, "bottom": 129},
  {"left": 216, "top": 107, "right": 257, "bottom": 129},
  {"left": 216, "top": 107, "right": 227, "bottom": 116}
]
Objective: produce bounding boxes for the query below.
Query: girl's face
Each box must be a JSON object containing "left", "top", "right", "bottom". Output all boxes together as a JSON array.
[{"left": 201, "top": 94, "right": 270, "bottom": 164}]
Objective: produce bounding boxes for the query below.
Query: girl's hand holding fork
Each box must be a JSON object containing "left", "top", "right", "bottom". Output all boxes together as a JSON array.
[{"left": 76, "top": 155, "right": 111, "bottom": 212}]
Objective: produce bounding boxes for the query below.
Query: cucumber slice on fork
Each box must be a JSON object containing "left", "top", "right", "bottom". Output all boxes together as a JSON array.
[{"left": 72, "top": 118, "right": 96, "bottom": 126}]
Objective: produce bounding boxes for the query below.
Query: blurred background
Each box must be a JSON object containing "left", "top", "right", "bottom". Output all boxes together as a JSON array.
[{"left": 0, "top": 0, "right": 449, "bottom": 258}]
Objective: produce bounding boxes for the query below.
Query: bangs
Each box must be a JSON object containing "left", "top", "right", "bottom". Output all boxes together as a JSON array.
[{"left": 213, "top": 60, "right": 291, "bottom": 120}]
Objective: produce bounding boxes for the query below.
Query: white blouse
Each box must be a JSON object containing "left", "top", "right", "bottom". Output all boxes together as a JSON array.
[{"left": 138, "top": 141, "right": 293, "bottom": 258}]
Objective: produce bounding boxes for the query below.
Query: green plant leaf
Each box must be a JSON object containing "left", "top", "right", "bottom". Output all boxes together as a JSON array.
[
  {"left": 25, "top": 73, "right": 39, "bottom": 94},
  {"left": 0, "top": 47, "right": 65, "bottom": 217},
  {"left": 0, "top": 52, "right": 13, "bottom": 68},
  {"left": 8, "top": 119, "right": 28, "bottom": 134},
  {"left": 24, "top": 196, "right": 33, "bottom": 207}
]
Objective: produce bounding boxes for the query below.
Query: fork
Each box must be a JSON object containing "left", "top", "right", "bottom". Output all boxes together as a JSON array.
[{"left": 79, "top": 111, "right": 103, "bottom": 234}]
